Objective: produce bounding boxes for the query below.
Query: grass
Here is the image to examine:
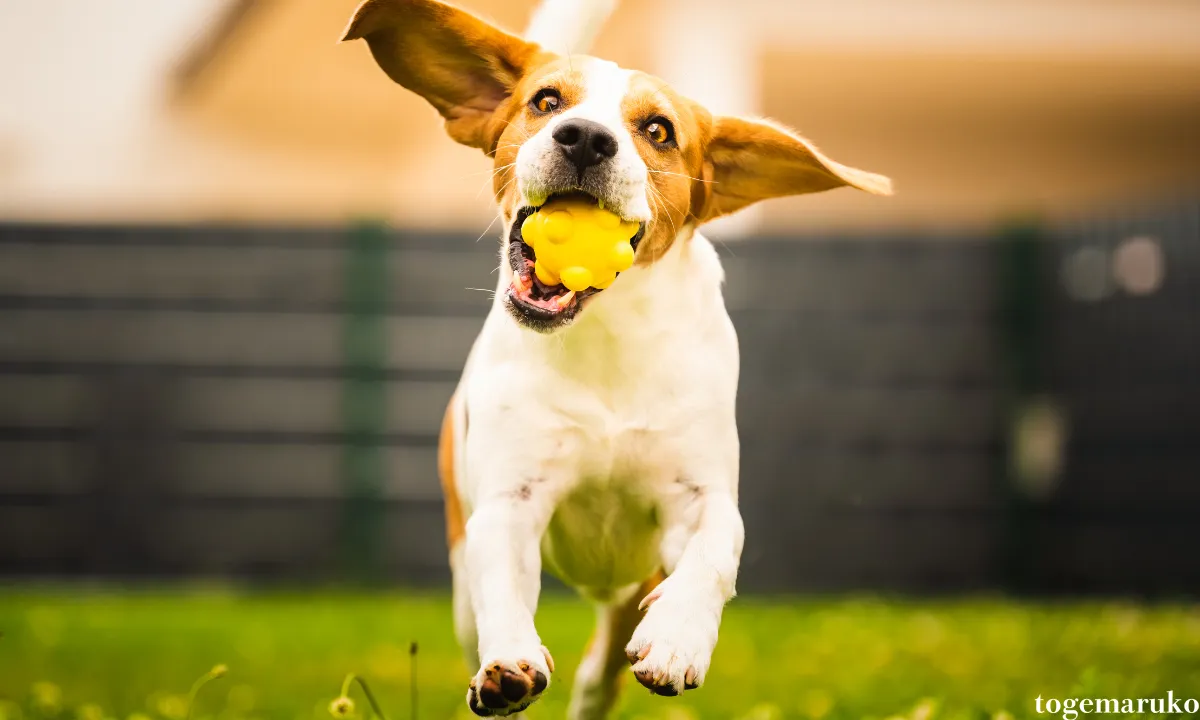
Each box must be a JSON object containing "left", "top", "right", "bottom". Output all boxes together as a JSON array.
[{"left": 1, "top": 589, "right": 1198, "bottom": 720}]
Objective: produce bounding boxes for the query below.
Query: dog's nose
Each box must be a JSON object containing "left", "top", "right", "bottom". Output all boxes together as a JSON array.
[{"left": 552, "top": 119, "right": 618, "bottom": 174}]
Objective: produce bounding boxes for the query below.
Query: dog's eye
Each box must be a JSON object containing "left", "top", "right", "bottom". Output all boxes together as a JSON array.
[
  {"left": 530, "top": 88, "right": 562, "bottom": 114},
  {"left": 642, "top": 117, "right": 675, "bottom": 146}
]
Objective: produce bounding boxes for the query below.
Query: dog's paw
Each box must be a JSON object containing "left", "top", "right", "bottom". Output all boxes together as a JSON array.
[
  {"left": 466, "top": 646, "right": 554, "bottom": 717},
  {"left": 624, "top": 579, "right": 719, "bottom": 696}
]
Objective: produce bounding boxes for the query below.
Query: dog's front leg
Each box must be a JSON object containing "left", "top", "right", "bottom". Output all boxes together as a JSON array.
[
  {"left": 625, "top": 488, "right": 745, "bottom": 696},
  {"left": 462, "top": 489, "right": 557, "bottom": 716}
]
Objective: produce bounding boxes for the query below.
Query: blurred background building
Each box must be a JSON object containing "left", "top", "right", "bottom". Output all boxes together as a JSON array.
[{"left": 0, "top": 0, "right": 1197, "bottom": 593}]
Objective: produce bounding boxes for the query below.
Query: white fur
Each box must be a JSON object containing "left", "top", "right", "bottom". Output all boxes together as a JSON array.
[
  {"left": 524, "top": 0, "right": 618, "bottom": 56},
  {"left": 451, "top": 58, "right": 745, "bottom": 719}
]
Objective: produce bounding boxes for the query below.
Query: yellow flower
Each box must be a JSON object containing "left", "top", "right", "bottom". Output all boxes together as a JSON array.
[
  {"left": 77, "top": 705, "right": 104, "bottom": 720},
  {"left": 910, "top": 698, "right": 938, "bottom": 720},
  {"left": 328, "top": 697, "right": 355, "bottom": 718},
  {"left": 31, "top": 683, "right": 62, "bottom": 714},
  {"left": 209, "top": 665, "right": 228, "bottom": 679},
  {"left": 736, "top": 705, "right": 782, "bottom": 720},
  {"left": 155, "top": 695, "right": 188, "bottom": 720}
]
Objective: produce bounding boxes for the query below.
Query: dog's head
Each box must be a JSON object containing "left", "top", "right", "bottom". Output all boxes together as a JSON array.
[{"left": 343, "top": 0, "right": 891, "bottom": 332}]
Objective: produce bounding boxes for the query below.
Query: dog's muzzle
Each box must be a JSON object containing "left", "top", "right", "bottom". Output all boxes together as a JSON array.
[{"left": 503, "top": 192, "right": 646, "bottom": 332}]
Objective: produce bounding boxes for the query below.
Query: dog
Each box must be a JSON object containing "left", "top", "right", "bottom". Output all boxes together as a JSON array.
[{"left": 341, "top": 1, "right": 891, "bottom": 716}]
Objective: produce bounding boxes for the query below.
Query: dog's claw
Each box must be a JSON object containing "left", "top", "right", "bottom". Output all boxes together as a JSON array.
[
  {"left": 634, "top": 666, "right": 678, "bottom": 696},
  {"left": 638, "top": 588, "right": 662, "bottom": 612},
  {"left": 626, "top": 641, "right": 651, "bottom": 665}
]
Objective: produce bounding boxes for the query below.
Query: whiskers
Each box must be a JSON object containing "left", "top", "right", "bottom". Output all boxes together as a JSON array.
[
  {"left": 496, "top": 119, "right": 531, "bottom": 144},
  {"left": 470, "top": 121, "right": 533, "bottom": 199},
  {"left": 473, "top": 209, "right": 505, "bottom": 244},
  {"left": 463, "top": 285, "right": 501, "bottom": 306},
  {"left": 648, "top": 169, "right": 716, "bottom": 184},
  {"left": 473, "top": 162, "right": 517, "bottom": 200},
  {"left": 489, "top": 174, "right": 520, "bottom": 207},
  {"left": 455, "top": 161, "right": 514, "bottom": 182},
  {"left": 645, "top": 183, "right": 681, "bottom": 241}
]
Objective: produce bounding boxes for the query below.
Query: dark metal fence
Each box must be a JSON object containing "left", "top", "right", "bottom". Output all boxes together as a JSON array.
[
  {"left": 0, "top": 205, "right": 1196, "bottom": 594},
  {"left": 1030, "top": 204, "right": 1200, "bottom": 594}
]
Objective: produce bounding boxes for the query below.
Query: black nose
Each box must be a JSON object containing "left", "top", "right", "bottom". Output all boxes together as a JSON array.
[{"left": 552, "top": 119, "right": 618, "bottom": 175}]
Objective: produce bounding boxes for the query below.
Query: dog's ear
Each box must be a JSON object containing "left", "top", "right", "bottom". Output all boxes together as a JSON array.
[
  {"left": 341, "top": 0, "right": 544, "bottom": 151},
  {"left": 694, "top": 116, "right": 892, "bottom": 223}
]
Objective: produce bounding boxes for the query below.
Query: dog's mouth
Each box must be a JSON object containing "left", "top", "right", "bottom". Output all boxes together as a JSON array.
[{"left": 504, "top": 191, "right": 646, "bottom": 330}]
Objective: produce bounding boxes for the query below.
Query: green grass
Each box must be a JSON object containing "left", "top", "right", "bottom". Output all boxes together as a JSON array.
[{"left": 1, "top": 589, "right": 1198, "bottom": 720}]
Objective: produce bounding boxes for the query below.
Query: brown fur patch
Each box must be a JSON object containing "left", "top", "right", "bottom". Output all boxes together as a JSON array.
[
  {"left": 697, "top": 116, "right": 893, "bottom": 221},
  {"left": 621, "top": 73, "right": 713, "bottom": 263},
  {"left": 438, "top": 394, "right": 465, "bottom": 549},
  {"left": 342, "top": 0, "right": 550, "bottom": 151}
]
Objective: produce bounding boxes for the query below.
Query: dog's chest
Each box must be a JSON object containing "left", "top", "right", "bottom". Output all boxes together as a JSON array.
[
  {"left": 540, "top": 478, "right": 662, "bottom": 597},
  {"left": 526, "top": 363, "right": 685, "bottom": 595},
  {"left": 526, "top": 306, "right": 717, "bottom": 472}
]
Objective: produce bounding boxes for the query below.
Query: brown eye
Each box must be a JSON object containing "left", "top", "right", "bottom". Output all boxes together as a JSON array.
[
  {"left": 643, "top": 117, "right": 675, "bottom": 146},
  {"left": 531, "top": 88, "right": 561, "bottom": 114}
]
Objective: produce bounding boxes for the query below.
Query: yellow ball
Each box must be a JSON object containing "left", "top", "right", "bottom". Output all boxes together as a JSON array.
[
  {"left": 610, "top": 242, "right": 635, "bottom": 272},
  {"left": 543, "top": 211, "right": 574, "bottom": 244},
  {"left": 519, "top": 197, "right": 640, "bottom": 292},
  {"left": 535, "top": 263, "right": 560, "bottom": 287},
  {"left": 560, "top": 267, "right": 594, "bottom": 292}
]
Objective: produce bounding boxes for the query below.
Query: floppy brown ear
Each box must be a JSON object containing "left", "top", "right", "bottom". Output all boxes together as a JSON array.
[
  {"left": 341, "top": 0, "right": 543, "bottom": 151},
  {"left": 696, "top": 116, "right": 892, "bottom": 223}
]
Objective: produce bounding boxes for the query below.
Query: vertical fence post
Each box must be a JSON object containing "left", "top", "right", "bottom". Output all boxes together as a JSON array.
[
  {"left": 341, "top": 221, "right": 389, "bottom": 583},
  {"left": 995, "top": 222, "right": 1049, "bottom": 593}
]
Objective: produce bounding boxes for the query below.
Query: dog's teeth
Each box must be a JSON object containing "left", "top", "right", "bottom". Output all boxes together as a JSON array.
[
  {"left": 513, "top": 274, "right": 532, "bottom": 293},
  {"left": 555, "top": 290, "right": 576, "bottom": 309}
]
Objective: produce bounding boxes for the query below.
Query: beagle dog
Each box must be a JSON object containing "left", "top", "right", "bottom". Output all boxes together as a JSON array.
[{"left": 341, "top": 1, "right": 891, "bottom": 716}]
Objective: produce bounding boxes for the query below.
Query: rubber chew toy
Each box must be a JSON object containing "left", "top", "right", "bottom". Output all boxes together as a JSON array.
[{"left": 520, "top": 197, "right": 640, "bottom": 292}]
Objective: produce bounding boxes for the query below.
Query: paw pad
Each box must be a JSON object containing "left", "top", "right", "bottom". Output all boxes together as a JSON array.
[{"left": 467, "top": 657, "right": 551, "bottom": 717}]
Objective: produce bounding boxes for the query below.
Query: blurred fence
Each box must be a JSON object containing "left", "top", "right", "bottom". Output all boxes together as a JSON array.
[
  {"left": 1032, "top": 205, "right": 1200, "bottom": 594},
  {"left": 0, "top": 205, "right": 1197, "bottom": 594}
]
